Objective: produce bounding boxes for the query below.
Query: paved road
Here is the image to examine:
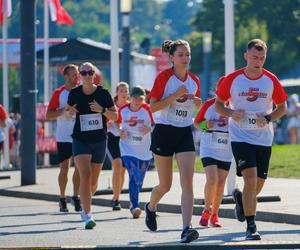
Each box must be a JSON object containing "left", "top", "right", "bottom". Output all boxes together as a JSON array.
[{"left": 1, "top": 196, "right": 300, "bottom": 250}]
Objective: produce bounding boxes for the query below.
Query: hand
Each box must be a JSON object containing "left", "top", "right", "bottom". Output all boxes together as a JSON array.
[
  {"left": 64, "top": 104, "right": 78, "bottom": 120},
  {"left": 119, "top": 129, "right": 126, "bottom": 139},
  {"left": 139, "top": 125, "right": 151, "bottom": 135},
  {"left": 207, "top": 120, "right": 214, "bottom": 128},
  {"left": 231, "top": 109, "right": 245, "bottom": 122},
  {"left": 173, "top": 86, "right": 188, "bottom": 99},
  {"left": 106, "top": 121, "right": 113, "bottom": 129},
  {"left": 193, "top": 96, "right": 202, "bottom": 108},
  {"left": 89, "top": 100, "right": 103, "bottom": 113},
  {"left": 256, "top": 113, "right": 268, "bottom": 127}
]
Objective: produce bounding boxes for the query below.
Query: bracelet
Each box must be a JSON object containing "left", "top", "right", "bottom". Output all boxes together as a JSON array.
[{"left": 264, "top": 114, "right": 272, "bottom": 123}]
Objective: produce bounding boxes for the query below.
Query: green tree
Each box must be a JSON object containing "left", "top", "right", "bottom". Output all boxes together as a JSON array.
[{"left": 190, "top": 0, "right": 300, "bottom": 76}]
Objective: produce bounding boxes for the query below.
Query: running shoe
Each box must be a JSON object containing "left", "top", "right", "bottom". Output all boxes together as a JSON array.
[
  {"left": 131, "top": 207, "right": 142, "bottom": 219},
  {"left": 144, "top": 202, "right": 157, "bottom": 231},
  {"left": 199, "top": 209, "right": 210, "bottom": 226},
  {"left": 59, "top": 198, "right": 69, "bottom": 212},
  {"left": 111, "top": 200, "right": 122, "bottom": 211},
  {"left": 209, "top": 213, "right": 222, "bottom": 227},
  {"left": 84, "top": 214, "right": 96, "bottom": 230},
  {"left": 180, "top": 226, "right": 199, "bottom": 243},
  {"left": 245, "top": 225, "right": 261, "bottom": 240},
  {"left": 71, "top": 196, "right": 81, "bottom": 212},
  {"left": 232, "top": 188, "right": 245, "bottom": 222}
]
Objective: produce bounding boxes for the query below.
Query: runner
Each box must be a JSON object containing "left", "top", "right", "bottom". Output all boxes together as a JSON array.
[
  {"left": 46, "top": 64, "right": 81, "bottom": 212},
  {"left": 118, "top": 85, "right": 154, "bottom": 218},
  {"left": 194, "top": 77, "right": 232, "bottom": 228},
  {"left": 215, "top": 39, "right": 287, "bottom": 240},
  {"left": 66, "top": 62, "right": 117, "bottom": 229},
  {"left": 144, "top": 39, "right": 202, "bottom": 243},
  {"left": 107, "top": 82, "right": 129, "bottom": 210}
]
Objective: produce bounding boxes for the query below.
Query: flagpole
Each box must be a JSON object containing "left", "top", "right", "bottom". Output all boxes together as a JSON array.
[
  {"left": 110, "top": 0, "right": 119, "bottom": 96},
  {"left": 43, "top": 0, "right": 50, "bottom": 166},
  {"left": 2, "top": 11, "right": 10, "bottom": 169}
]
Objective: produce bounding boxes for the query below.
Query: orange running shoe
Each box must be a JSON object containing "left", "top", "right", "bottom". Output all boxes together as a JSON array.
[
  {"left": 199, "top": 209, "right": 210, "bottom": 226},
  {"left": 210, "top": 213, "right": 222, "bottom": 227}
]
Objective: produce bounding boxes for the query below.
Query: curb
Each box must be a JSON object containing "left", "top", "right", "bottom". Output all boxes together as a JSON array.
[{"left": 0, "top": 188, "right": 299, "bottom": 225}]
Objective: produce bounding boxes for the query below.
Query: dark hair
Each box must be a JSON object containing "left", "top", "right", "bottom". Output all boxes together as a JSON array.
[
  {"left": 113, "top": 82, "right": 129, "bottom": 102},
  {"left": 63, "top": 64, "right": 78, "bottom": 75},
  {"left": 247, "top": 39, "right": 267, "bottom": 52},
  {"left": 161, "top": 39, "right": 190, "bottom": 56}
]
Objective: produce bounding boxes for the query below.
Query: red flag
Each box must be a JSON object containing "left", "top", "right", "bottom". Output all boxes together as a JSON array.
[
  {"left": 48, "top": 0, "right": 73, "bottom": 25},
  {"left": 0, "top": 0, "right": 12, "bottom": 25}
]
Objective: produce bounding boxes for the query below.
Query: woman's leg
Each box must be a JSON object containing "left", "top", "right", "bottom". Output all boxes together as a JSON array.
[
  {"left": 148, "top": 154, "right": 173, "bottom": 211},
  {"left": 289, "top": 127, "right": 298, "bottom": 144},
  {"left": 176, "top": 151, "right": 195, "bottom": 228},
  {"left": 90, "top": 162, "right": 103, "bottom": 195},
  {"left": 211, "top": 168, "right": 228, "bottom": 215},
  {"left": 203, "top": 165, "right": 218, "bottom": 211},
  {"left": 112, "top": 158, "right": 125, "bottom": 201},
  {"left": 74, "top": 154, "right": 92, "bottom": 214}
]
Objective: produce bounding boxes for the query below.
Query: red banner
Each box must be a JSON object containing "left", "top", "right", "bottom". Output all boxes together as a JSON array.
[
  {"left": 36, "top": 135, "right": 57, "bottom": 153},
  {"left": 150, "top": 48, "right": 170, "bottom": 74}
]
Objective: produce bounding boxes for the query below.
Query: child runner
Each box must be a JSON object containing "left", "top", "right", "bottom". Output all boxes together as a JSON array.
[
  {"left": 194, "top": 77, "right": 232, "bottom": 228},
  {"left": 118, "top": 86, "right": 154, "bottom": 218}
]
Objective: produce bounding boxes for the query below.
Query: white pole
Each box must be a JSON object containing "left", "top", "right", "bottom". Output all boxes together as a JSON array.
[
  {"left": 43, "top": 0, "right": 50, "bottom": 166},
  {"left": 2, "top": 13, "right": 10, "bottom": 169},
  {"left": 224, "top": 0, "right": 236, "bottom": 195},
  {"left": 110, "top": 0, "right": 120, "bottom": 96}
]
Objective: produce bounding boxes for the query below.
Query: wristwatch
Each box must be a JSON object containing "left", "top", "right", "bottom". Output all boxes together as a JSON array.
[
  {"left": 264, "top": 114, "right": 272, "bottom": 123},
  {"left": 101, "top": 107, "right": 107, "bottom": 114}
]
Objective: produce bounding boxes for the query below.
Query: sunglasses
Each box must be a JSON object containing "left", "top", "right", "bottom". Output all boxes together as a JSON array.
[{"left": 80, "top": 70, "right": 95, "bottom": 76}]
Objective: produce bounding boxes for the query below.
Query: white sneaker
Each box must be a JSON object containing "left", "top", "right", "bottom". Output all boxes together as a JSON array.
[{"left": 84, "top": 213, "right": 96, "bottom": 230}]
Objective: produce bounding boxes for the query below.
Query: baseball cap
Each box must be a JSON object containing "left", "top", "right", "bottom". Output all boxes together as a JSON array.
[{"left": 130, "top": 85, "right": 146, "bottom": 97}]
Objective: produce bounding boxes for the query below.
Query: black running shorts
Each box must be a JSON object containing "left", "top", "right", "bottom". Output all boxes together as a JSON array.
[
  {"left": 231, "top": 141, "right": 271, "bottom": 179},
  {"left": 57, "top": 142, "right": 73, "bottom": 163},
  {"left": 150, "top": 124, "right": 195, "bottom": 157}
]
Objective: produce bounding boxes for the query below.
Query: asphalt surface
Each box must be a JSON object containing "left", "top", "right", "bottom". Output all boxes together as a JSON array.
[{"left": 0, "top": 195, "right": 300, "bottom": 249}]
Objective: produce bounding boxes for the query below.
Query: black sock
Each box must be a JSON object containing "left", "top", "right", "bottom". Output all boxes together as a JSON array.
[{"left": 246, "top": 215, "right": 255, "bottom": 228}]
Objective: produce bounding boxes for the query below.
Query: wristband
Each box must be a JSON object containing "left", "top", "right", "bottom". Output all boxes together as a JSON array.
[
  {"left": 101, "top": 107, "right": 107, "bottom": 114},
  {"left": 200, "top": 121, "right": 208, "bottom": 131},
  {"left": 264, "top": 114, "right": 272, "bottom": 123}
]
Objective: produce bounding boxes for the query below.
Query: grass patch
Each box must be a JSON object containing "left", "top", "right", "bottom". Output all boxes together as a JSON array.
[{"left": 173, "top": 145, "right": 300, "bottom": 179}]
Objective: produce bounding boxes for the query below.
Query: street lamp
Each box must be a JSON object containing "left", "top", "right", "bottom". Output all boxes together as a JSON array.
[
  {"left": 121, "top": 0, "right": 132, "bottom": 86},
  {"left": 202, "top": 31, "right": 212, "bottom": 101}
]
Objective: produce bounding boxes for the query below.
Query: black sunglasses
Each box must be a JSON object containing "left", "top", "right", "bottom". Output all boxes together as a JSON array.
[{"left": 80, "top": 70, "right": 95, "bottom": 76}]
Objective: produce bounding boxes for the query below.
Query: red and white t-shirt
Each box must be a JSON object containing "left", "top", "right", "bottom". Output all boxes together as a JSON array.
[
  {"left": 48, "top": 85, "right": 75, "bottom": 143},
  {"left": 107, "top": 101, "right": 128, "bottom": 137},
  {"left": 148, "top": 68, "right": 200, "bottom": 127},
  {"left": 118, "top": 103, "right": 154, "bottom": 160},
  {"left": 216, "top": 68, "right": 287, "bottom": 146},
  {"left": 195, "top": 98, "right": 232, "bottom": 162}
]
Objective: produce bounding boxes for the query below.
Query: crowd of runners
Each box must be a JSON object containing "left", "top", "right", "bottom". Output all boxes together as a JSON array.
[{"left": 46, "top": 38, "right": 287, "bottom": 243}]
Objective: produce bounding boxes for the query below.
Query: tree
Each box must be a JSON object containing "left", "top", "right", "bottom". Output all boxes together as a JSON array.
[{"left": 189, "top": 0, "right": 300, "bottom": 77}]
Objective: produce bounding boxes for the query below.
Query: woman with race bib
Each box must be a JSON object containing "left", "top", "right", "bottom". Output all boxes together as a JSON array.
[
  {"left": 107, "top": 82, "right": 129, "bottom": 211},
  {"left": 144, "top": 39, "right": 202, "bottom": 243},
  {"left": 118, "top": 86, "right": 154, "bottom": 218},
  {"left": 66, "top": 62, "right": 117, "bottom": 229},
  {"left": 194, "top": 76, "right": 232, "bottom": 228}
]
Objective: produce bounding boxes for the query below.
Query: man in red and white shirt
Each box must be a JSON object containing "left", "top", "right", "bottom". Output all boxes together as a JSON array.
[
  {"left": 215, "top": 39, "right": 287, "bottom": 240},
  {"left": 46, "top": 64, "right": 81, "bottom": 213}
]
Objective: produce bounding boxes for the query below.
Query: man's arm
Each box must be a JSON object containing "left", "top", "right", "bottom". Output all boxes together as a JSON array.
[
  {"left": 268, "top": 102, "right": 287, "bottom": 121},
  {"left": 0, "top": 119, "right": 6, "bottom": 128},
  {"left": 215, "top": 97, "right": 244, "bottom": 122},
  {"left": 46, "top": 108, "right": 65, "bottom": 121}
]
